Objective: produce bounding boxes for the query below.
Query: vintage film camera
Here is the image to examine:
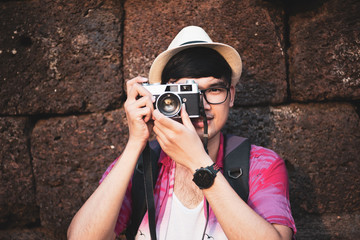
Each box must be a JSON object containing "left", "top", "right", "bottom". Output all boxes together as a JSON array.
[{"left": 143, "top": 80, "right": 201, "bottom": 118}]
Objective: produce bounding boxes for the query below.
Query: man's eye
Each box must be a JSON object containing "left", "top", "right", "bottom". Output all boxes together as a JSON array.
[{"left": 208, "top": 88, "right": 223, "bottom": 93}]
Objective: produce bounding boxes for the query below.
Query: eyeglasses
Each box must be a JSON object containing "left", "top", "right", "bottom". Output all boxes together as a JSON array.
[{"left": 200, "top": 86, "right": 230, "bottom": 105}]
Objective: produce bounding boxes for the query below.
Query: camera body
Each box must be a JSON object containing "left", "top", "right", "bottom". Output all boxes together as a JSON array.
[{"left": 143, "top": 80, "right": 201, "bottom": 118}]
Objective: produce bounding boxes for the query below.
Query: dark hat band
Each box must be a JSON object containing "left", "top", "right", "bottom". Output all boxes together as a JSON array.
[{"left": 180, "top": 40, "right": 207, "bottom": 46}]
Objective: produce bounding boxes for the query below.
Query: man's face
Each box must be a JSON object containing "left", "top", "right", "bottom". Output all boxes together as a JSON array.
[{"left": 175, "top": 77, "right": 235, "bottom": 141}]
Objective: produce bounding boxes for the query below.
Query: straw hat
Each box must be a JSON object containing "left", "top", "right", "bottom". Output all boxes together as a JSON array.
[{"left": 148, "top": 26, "right": 242, "bottom": 86}]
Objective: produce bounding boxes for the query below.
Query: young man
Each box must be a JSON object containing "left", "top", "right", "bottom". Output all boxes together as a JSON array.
[{"left": 68, "top": 26, "right": 296, "bottom": 240}]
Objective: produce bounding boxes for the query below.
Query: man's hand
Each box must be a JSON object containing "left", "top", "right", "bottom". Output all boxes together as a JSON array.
[
  {"left": 124, "top": 76, "right": 155, "bottom": 146},
  {"left": 153, "top": 104, "right": 210, "bottom": 172}
]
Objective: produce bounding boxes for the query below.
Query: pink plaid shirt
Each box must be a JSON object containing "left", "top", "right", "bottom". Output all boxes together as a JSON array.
[{"left": 100, "top": 133, "right": 296, "bottom": 238}]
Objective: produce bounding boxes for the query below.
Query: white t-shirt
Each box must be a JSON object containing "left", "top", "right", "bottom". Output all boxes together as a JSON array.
[
  {"left": 165, "top": 193, "right": 206, "bottom": 239},
  {"left": 135, "top": 192, "right": 228, "bottom": 240}
]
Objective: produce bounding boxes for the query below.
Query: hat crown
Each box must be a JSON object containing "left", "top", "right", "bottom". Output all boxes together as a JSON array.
[
  {"left": 149, "top": 25, "right": 242, "bottom": 85},
  {"left": 168, "top": 26, "right": 213, "bottom": 50}
]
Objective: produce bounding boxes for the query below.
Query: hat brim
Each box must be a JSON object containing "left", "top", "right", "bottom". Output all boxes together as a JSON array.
[{"left": 149, "top": 42, "right": 242, "bottom": 86}]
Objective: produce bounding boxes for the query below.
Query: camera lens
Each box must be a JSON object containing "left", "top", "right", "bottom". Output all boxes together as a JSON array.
[{"left": 157, "top": 93, "right": 181, "bottom": 117}]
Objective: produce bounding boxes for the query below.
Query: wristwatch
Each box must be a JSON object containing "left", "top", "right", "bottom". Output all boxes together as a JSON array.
[{"left": 192, "top": 163, "right": 220, "bottom": 189}]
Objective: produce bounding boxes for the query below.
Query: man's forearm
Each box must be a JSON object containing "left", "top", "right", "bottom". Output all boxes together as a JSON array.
[
  {"left": 203, "top": 173, "right": 292, "bottom": 240},
  {"left": 67, "top": 140, "right": 144, "bottom": 240}
]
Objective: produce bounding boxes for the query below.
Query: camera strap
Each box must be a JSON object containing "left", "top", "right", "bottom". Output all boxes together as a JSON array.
[
  {"left": 199, "top": 94, "right": 209, "bottom": 152},
  {"left": 142, "top": 96, "right": 209, "bottom": 240},
  {"left": 199, "top": 95, "right": 210, "bottom": 240},
  {"left": 143, "top": 141, "right": 157, "bottom": 240}
]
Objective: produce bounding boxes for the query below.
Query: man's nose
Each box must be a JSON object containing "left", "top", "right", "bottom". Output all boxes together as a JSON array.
[{"left": 201, "top": 95, "right": 211, "bottom": 110}]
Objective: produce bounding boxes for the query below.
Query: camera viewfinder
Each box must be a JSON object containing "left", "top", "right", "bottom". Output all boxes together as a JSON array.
[
  {"left": 180, "top": 85, "right": 192, "bottom": 92},
  {"left": 165, "top": 85, "right": 178, "bottom": 92}
]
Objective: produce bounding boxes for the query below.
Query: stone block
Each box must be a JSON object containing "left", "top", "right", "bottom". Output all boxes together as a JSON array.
[
  {"left": 0, "top": 228, "right": 57, "bottom": 240},
  {"left": 0, "top": 0, "right": 124, "bottom": 115},
  {"left": 0, "top": 117, "right": 38, "bottom": 228},
  {"left": 289, "top": 0, "right": 360, "bottom": 101},
  {"left": 123, "top": 0, "right": 287, "bottom": 106},
  {"left": 271, "top": 103, "right": 359, "bottom": 217},
  {"left": 224, "top": 103, "right": 360, "bottom": 216},
  {"left": 31, "top": 109, "right": 128, "bottom": 238},
  {"left": 295, "top": 213, "right": 360, "bottom": 240}
]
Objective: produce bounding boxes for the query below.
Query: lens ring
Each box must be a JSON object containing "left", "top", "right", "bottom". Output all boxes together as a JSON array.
[{"left": 156, "top": 93, "right": 182, "bottom": 117}]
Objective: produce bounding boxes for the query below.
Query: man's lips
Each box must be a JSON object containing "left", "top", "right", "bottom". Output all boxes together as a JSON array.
[{"left": 191, "top": 116, "right": 213, "bottom": 128}]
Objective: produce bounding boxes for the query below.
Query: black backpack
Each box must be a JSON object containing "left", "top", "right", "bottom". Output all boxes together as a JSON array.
[{"left": 125, "top": 134, "right": 250, "bottom": 239}]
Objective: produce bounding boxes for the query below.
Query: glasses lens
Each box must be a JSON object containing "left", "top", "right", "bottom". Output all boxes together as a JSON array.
[{"left": 204, "top": 87, "right": 229, "bottom": 104}]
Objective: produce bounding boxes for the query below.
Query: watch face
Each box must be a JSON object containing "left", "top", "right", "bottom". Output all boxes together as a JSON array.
[{"left": 193, "top": 169, "right": 214, "bottom": 189}]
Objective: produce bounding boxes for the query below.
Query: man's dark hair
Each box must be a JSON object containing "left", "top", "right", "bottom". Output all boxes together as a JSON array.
[{"left": 161, "top": 47, "right": 232, "bottom": 85}]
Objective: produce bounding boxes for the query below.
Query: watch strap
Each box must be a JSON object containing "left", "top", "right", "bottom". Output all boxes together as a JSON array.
[{"left": 208, "top": 163, "right": 220, "bottom": 175}]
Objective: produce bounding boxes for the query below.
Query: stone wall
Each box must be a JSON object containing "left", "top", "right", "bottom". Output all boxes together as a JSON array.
[{"left": 0, "top": 0, "right": 359, "bottom": 239}]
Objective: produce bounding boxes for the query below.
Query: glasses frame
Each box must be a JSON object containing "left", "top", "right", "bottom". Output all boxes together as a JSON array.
[{"left": 200, "top": 86, "right": 230, "bottom": 105}]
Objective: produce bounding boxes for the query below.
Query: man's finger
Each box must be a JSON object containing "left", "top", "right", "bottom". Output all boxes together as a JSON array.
[
  {"left": 153, "top": 109, "right": 172, "bottom": 127},
  {"left": 126, "top": 76, "right": 148, "bottom": 93},
  {"left": 127, "top": 82, "right": 153, "bottom": 101},
  {"left": 181, "top": 104, "right": 195, "bottom": 130},
  {"left": 153, "top": 123, "right": 168, "bottom": 145}
]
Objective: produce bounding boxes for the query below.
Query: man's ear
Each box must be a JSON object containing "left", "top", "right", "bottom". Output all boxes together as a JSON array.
[{"left": 229, "top": 85, "right": 235, "bottom": 108}]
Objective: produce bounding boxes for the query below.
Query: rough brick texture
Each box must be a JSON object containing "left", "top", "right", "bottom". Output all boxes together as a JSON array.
[
  {"left": 0, "top": 228, "right": 57, "bottom": 240},
  {"left": 0, "top": 117, "right": 38, "bottom": 228},
  {"left": 30, "top": 109, "right": 128, "bottom": 238},
  {"left": 0, "top": 0, "right": 124, "bottom": 115},
  {"left": 289, "top": 0, "right": 360, "bottom": 101}
]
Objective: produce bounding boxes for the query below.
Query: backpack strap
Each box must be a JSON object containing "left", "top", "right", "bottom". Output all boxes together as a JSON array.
[
  {"left": 125, "top": 140, "right": 161, "bottom": 240},
  {"left": 223, "top": 134, "right": 251, "bottom": 202}
]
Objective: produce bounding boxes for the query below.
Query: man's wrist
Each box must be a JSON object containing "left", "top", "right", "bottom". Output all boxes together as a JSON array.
[
  {"left": 189, "top": 155, "right": 214, "bottom": 174},
  {"left": 126, "top": 138, "right": 148, "bottom": 156},
  {"left": 128, "top": 135, "right": 148, "bottom": 147}
]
